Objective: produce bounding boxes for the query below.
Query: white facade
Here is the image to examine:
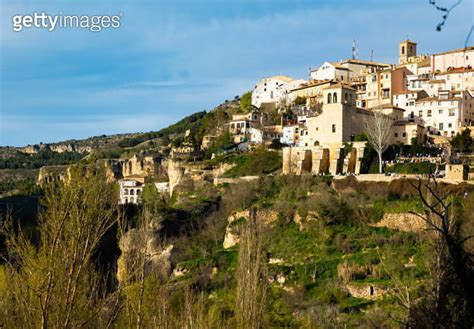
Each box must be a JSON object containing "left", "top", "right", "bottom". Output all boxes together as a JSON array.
[
  {"left": 393, "top": 90, "right": 428, "bottom": 122},
  {"left": 252, "top": 76, "right": 298, "bottom": 108},
  {"left": 414, "top": 90, "right": 474, "bottom": 137},
  {"left": 119, "top": 180, "right": 143, "bottom": 205},
  {"left": 433, "top": 70, "right": 474, "bottom": 92},
  {"left": 431, "top": 47, "right": 474, "bottom": 73},
  {"left": 280, "top": 125, "right": 301, "bottom": 145},
  {"left": 310, "top": 62, "right": 350, "bottom": 82}
]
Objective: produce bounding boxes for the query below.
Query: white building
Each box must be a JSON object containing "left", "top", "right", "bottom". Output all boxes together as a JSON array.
[
  {"left": 433, "top": 69, "right": 474, "bottom": 92},
  {"left": 280, "top": 124, "right": 302, "bottom": 146},
  {"left": 431, "top": 46, "right": 474, "bottom": 73},
  {"left": 310, "top": 62, "right": 350, "bottom": 82},
  {"left": 119, "top": 179, "right": 143, "bottom": 205},
  {"left": 393, "top": 90, "right": 429, "bottom": 121},
  {"left": 229, "top": 111, "right": 269, "bottom": 143},
  {"left": 250, "top": 126, "right": 283, "bottom": 144},
  {"left": 251, "top": 76, "right": 305, "bottom": 108},
  {"left": 414, "top": 89, "right": 474, "bottom": 137}
]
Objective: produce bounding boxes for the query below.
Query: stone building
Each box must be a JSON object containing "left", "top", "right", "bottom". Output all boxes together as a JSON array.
[
  {"left": 282, "top": 84, "right": 369, "bottom": 175},
  {"left": 118, "top": 179, "right": 143, "bottom": 204}
]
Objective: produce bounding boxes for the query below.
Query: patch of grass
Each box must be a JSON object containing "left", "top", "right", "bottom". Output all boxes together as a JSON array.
[
  {"left": 384, "top": 162, "right": 436, "bottom": 174},
  {"left": 223, "top": 148, "right": 281, "bottom": 178}
]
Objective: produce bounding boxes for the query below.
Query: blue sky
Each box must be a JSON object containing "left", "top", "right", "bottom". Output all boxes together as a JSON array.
[{"left": 0, "top": 0, "right": 472, "bottom": 146}]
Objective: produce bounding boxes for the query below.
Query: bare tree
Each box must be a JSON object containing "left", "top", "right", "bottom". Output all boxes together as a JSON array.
[
  {"left": 235, "top": 209, "right": 267, "bottom": 329},
  {"left": 408, "top": 176, "right": 474, "bottom": 326},
  {"left": 363, "top": 111, "right": 393, "bottom": 173}
]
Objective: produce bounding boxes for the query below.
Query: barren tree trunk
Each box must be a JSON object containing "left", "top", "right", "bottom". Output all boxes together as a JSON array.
[{"left": 378, "top": 152, "right": 383, "bottom": 173}]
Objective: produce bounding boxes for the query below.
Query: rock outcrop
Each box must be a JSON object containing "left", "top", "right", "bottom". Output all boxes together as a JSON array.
[
  {"left": 345, "top": 283, "right": 390, "bottom": 300},
  {"left": 372, "top": 213, "right": 427, "bottom": 233},
  {"left": 166, "top": 160, "right": 185, "bottom": 197},
  {"left": 37, "top": 165, "right": 68, "bottom": 185},
  {"left": 223, "top": 209, "right": 279, "bottom": 249},
  {"left": 117, "top": 219, "right": 174, "bottom": 284}
]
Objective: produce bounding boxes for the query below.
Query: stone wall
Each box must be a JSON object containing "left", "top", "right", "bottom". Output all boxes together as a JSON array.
[
  {"left": 282, "top": 141, "right": 366, "bottom": 176},
  {"left": 446, "top": 164, "right": 468, "bottom": 180}
]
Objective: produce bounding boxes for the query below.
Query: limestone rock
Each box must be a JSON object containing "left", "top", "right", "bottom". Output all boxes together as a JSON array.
[
  {"left": 117, "top": 221, "right": 174, "bottom": 284},
  {"left": 345, "top": 283, "right": 389, "bottom": 300},
  {"left": 372, "top": 213, "right": 427, "bottom": 233},
  {"left": 223, "top": 209, "right": 279, "bottom": 249}
]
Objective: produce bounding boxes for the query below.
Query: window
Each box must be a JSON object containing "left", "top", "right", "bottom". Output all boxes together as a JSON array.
[
  {"left": 344, "top": 92, "right": 348, "bottom": 103},
  {"left": 130, "top": 189, "right": 135, "bottom": 196},
  {"left": 394, "top": 132, "right": 398, "bottom": 137},
  {"left": 333, "top": 92, "right": 337, "bottom": 103},
  {"left": 327, "top": 93, "right": 332, "bottom": 104},
  {"left": 448, "top": 123, "right": 452, "bottom": 128},
  {"left": 124, "top": 189, "right": 128, "bottom": 195},
  {"left": 419, "top": 110, "right": 423, "bottom": 117},
  {"left": 439, "top": 123, "right": 444, "bottom": 130},
  {"left": 439, "top": 110, "right": 444, "bottom": 115},
  {"left": 402, "top": 46, "right": 405, "bottom": 54},
  {"left": 332, "top": 124, "right": 336, "bottom": 133},
  {"left": 231, "top": 123, "right": 235, "bottom": 129},
  {"left": 449, "top": 109, "right": 455, "bottom": 116},
  {"left": 402, "top": 132, "right": 406, "bottom": 137},
  {"left": 428, "top": 110, "right": 432, "bottom": 117}
]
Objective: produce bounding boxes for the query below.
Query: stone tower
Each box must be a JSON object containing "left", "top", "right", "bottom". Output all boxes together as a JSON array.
[{"left": 399, "top": 40, "right": 417, "bottom": 64}]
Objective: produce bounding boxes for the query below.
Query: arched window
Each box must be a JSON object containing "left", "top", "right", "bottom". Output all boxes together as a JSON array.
[
  {"left": 401, "top": 46, "right": 405, "bottom": 55},
  {"left": 130, "top": 189, "right": 135, "bottom": 195},
  {"left": 333, "top": 92, "right": 337, "bottom": 103},
  {"left": 327, "top": 93, "right": 332, "bottom": 104},
  {"left": 344, "top": 93, "right": 348, "bottom": 103}
]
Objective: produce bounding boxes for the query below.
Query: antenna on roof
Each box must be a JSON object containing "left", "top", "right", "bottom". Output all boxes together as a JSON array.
[
  {"left": 352, "top": 40, "right": 358, "bottom": 59},
  {"left": 370, "top": 50, "right": 374, "bottom": 62}
]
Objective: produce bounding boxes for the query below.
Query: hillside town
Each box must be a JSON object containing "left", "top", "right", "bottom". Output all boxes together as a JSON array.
[
  {"left": 2, "top": 38, "right": 474, "bottom": 327},
  {"left": 216, "top": 40, "right": 474, "bottom": 180}
]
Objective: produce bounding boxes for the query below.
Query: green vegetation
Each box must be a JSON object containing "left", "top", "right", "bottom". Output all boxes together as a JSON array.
[
  {"left": 117, "top": 111, "right": 207, "bottom": 148},
  {"left": 222, "top": 148, "right": 282, "bottom": 177},
  {"left": 0, "top": 176, "right": 41, "bottom": 196},
  {"left": 1, "top": 169, "right": 473, "bottom": 327},
  {"left": 240, "top": 91, "right": 252, "bottom": 113},
  {"left": 293, "top": 96, "right": 306, "bottom": 106},
  {"left": 451, "top": 128, "right": 473, "bottom": 153},
  {"left": 384, "top": 162, "right": 436, "bottom": 174},
  {"left": 0, "top": 149, "right": 84, "bottom": 169}
]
